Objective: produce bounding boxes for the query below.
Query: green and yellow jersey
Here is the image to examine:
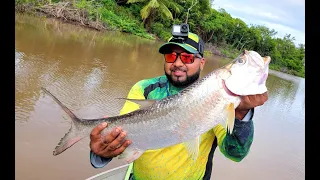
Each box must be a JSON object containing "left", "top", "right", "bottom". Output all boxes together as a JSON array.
[{"left": 90, "top": 75, "right": 254, "bottom": 180}]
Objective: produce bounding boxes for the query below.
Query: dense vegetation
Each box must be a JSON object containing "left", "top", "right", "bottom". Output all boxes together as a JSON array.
[{"left": 15, "top": 0, "right": 305, "bottom": 78}]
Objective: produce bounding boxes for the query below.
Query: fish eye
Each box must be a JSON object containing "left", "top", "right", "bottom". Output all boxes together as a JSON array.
[{"left": 237, "top": 57, "right": 246, "bottom": 64}]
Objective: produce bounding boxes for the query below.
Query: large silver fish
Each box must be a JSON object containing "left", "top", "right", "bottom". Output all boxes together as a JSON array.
[{"left": 42, "top": 50, "right": 271, "bottom": 163}]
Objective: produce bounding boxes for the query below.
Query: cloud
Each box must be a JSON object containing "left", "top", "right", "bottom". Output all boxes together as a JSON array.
[
  {"left": 262, "top": 21, "right": 305, "bottom": 45},
  {"left": 229, "top": 15, "right": 305, "bottom": 45},
  {"left": 212, "top": 0, "right": 305, "bottom": 45},
  {"left": 285, "top": 0, "right": 305, "bottom": 6}
]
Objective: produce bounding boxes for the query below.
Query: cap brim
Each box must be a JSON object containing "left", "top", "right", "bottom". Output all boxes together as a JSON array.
[{"left": 159, "top": 42, "right": 198, "bottom": 54}]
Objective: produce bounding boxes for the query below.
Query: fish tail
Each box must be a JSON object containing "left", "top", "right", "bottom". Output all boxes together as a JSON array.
[{"left": 41, "top": 87, "right": 85, "bottom": 156}]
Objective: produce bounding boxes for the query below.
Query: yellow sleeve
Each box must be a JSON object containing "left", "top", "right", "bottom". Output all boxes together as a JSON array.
[
  {"left": 212, "top": 124, "right": 227, "bottom": 147},
  {"left": 119, "top": 82, "right": 145, "bottom": 115}
]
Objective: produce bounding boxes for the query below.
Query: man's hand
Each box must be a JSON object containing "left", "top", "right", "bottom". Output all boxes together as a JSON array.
[
  {"left": 235, "top": 91, "right": 268, "bottom": 120},
  {"left": 90, "top": 122, "right": 131, "bottom": 158}
]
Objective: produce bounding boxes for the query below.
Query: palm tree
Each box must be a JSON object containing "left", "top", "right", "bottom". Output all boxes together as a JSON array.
[{"left": 127, "top": 0, "right": 181, "bottom": 30}]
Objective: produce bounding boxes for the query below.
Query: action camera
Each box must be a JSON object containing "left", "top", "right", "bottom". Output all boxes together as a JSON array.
[{"left": 172, "top": 23, "right": 189, "bottom": 37}]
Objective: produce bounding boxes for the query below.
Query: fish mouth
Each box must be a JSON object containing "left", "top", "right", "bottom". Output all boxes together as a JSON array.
[{"left": 222, "top": 79, "right": 239, "bottom": 96}]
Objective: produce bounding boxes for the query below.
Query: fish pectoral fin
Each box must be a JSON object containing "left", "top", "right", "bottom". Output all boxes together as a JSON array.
[
  {"left": 116, "top": 98, "right": 157, "bottom": 110},
  {"left": 118, "top": 147, "right": 145, "bottom": 164},
  {"left": 225, "top": 103, "right": 235, "bottom": 134},
  {"left": 183, "top": 136, "right": 200, "bottom": 161}
]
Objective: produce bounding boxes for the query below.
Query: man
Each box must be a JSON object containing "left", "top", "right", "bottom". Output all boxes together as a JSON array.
[{"left": 89, "top": 31, "right": 268, "bottom": 179}]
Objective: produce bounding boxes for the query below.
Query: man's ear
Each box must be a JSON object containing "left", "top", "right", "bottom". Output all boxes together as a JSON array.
[{"left": 200, "top": 57, "right": 206, "bottom": 70}]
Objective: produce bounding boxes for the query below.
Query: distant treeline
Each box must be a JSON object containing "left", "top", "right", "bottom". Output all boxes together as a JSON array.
[{"left": 15, "top": 0, "right": 305, "bottom": 78}]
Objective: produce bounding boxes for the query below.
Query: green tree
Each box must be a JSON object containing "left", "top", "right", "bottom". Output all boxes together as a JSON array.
[{"left": 127, "top": 0, "right": 182, "bottom": 30}]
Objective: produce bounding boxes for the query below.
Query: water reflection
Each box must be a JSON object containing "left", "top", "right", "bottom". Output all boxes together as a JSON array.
[{"left": 265, "top": 72, "right": 305, "bottom": 124}]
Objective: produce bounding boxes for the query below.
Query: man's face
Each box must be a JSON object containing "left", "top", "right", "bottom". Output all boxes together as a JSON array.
[{"left": 164, "top": 45, "right": 205, "bottom": 87}]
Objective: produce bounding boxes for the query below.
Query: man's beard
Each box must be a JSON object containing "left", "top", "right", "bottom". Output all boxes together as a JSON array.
[{"left": 165, "top": 68, "right": 201, "bottom": 88}]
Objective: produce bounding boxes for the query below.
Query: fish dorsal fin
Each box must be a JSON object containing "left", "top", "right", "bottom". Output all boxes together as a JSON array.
[
  {"left": 117, "top": 98, "right": 157, "bottom": 110},
  {"left": 225, "top": 103, "right": 235, "bottom": 134},
  {"left": 183, "top": 136, "right": 200, "bottom": 162}
]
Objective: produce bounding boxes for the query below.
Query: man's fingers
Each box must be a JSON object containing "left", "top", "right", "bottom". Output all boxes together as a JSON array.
[
  {"left": 244, "top": 92, "right": 268, "bottom": 107},
  {"left": 90, "top": 122, "right": 108, "bottom": 139},
  {"left": 99, "top": 140, "right": 132, "bottom": 157},
  {"left": 262, "top": 92, "right": 268, "bottom": 102},
  {"left": 240, "top": 95, "right": 249, "bottom": 102},
  {"left": 106, "top": 131, "right": 127, "bottom": 151},
  {"left": 111, "top": 140, "right": 132, "bottom": 156},
  {"left": 250, "top": 92, "right": 268, "bottom": 106},
  {"left": 101, "top": 127, "right": 123, "bottom": 146}
]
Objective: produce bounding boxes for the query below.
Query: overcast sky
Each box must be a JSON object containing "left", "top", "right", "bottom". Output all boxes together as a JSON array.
[{"left": 212, "top": 0, "right": 305, "bottom": 46}]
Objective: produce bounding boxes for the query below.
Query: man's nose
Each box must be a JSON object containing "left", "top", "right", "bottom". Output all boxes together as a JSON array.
[{"left": 173, "top": 56, "right": 184, "bottom": 66}]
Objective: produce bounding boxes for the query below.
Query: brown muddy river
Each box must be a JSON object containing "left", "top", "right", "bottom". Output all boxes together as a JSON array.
[{"left": 15, "top": 14, "right": 305, "bottom": 180}]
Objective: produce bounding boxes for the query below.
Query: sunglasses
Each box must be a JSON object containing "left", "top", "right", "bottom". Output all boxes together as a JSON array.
[{"left": 164, "top": 52, "right": 201, "bottom": 64}]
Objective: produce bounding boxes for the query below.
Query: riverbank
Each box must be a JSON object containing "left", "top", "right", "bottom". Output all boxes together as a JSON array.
[
  {"left": 16, "top": 2, "right": 107, "bottom": 31},
  {"left": 15, "top": 0, "right": 305, "bottom": 78},
  {"left": 15, "top": 2, "right": 235, "bottom": 59}
]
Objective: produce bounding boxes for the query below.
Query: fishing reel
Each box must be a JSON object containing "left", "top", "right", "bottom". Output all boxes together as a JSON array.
[{"left": 171, "top": 23, "right": 189, "bottom": 43}]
